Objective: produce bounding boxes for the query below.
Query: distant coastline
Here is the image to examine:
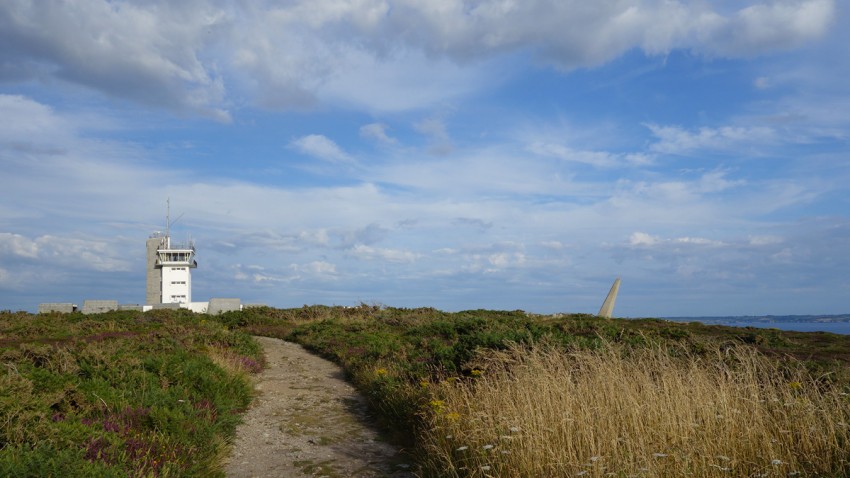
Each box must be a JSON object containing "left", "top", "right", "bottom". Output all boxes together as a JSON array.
[{"left": 663, "top": 314, "right": 850, "bottom": 335}]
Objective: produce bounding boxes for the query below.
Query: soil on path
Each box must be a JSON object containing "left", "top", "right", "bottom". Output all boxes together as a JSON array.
[{"left": 225, "top": 336, "right": 416, "bottom": 478}]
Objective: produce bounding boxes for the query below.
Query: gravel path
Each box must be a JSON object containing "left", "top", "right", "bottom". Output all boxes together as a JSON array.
[{"left": 225, "top": 336, "right": 416, "bottom": 478}]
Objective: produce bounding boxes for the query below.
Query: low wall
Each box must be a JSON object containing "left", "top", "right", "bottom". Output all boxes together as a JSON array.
[
  {"left": 187, "top": 302, "right": 209, "bottom": 314},
  {"left": 82, "top": 300, "right": 119, "bottom": 314},
  {"left": 151, "top": 303, "right": 181, "bottom": 310},
  {"left": 208, "top": 298, "right": 242, "bottom": 315},
  {"left": 38, "top": 303, "right": 77, "bottom": 314}
]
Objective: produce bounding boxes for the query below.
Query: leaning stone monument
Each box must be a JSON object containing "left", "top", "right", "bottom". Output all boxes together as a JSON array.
[{"left": 597, "top": 278, "right": 621, "bottom": 318}]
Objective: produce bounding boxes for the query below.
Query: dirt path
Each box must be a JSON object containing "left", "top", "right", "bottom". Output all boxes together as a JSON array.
[{"left": 225, "top": 336, "right": 416, "bottom": 478}]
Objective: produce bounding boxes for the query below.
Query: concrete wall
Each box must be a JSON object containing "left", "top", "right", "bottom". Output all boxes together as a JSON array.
[
  {"left": 208, "top": 298, "right": 242, "bottom": 315},
  {"left": 187, "top": 302, "right": 209, "bottom": 314},
  {"left": 38, "top": 303, "right": 77, "bottom": 314},
  {"left": 82, "top": 300, "right": 119, "bottom": 314},
  {"left": 146, "top": 236, "right": 164, "bottom": 305},
  {"left": 118, "top": 304, "right": 144, "bottom": 312},
  {"left": 151, "top": 303, "right": 181, "bottom": 310}
]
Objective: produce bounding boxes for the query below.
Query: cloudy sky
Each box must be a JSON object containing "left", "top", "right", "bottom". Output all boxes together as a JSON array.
[{"left": 1, "top": 0, "right": 848, "bottom": 316}]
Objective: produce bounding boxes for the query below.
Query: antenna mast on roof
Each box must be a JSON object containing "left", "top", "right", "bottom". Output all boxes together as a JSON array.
[
  {"left": 164, "top": 198, "right": 185, "bottom": 244},
  {"left": 166, "top": 198, "right": 170, "bottom": 240}
]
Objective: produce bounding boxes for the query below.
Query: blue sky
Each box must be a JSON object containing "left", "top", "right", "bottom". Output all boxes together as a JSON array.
[{"left": 1, "top": 0, "right": 848, "bottom": 316}]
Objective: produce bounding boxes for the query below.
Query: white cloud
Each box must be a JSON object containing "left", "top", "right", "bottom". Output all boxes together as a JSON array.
[
  {"left": 541, "top": 240, "right": 565, "bottom": 250},
  {"left": 697, "top": 171, "right": 746, "bottom": 194},
  {"left": 235, "top": 269, "right": 288, "bottom": 284},
  {"left": 629, "top": 232, "right": 658, "bottom": 246},
  {"left": 488, "top": 252, "right": 526, "bottom": 268},
  {"left": 448, "top": 249, "right": 529, "bottom": 275},
  {"left": 374, "top": 0, "right": 833, "bottom": 67},
  {"left": 299, "top": 261, "right": 338, "bottom": 276},
  {"left": 749, "top": 235, "right": 783, "bottom": 246},
  {"left": 754, "top": 76, "right": 771, "bottom": 89},
  {"left": 527, "top": 141, "right": 639, "bottom": 168},
  {"left": 370, "top": 150, "right": 580, "bottom": 197},
  {"left": 0, "top": 95, "right": 72, "bottom": 144},
  {"left": 673, "top": 237, "right": 724, "bottom": 246},
  {"left": 0, "top": 232, "right": 131, "bottom": 273},
  {"left": 629, "top": 231, "right": 725, "bottom": 248},
  {"left": 0, "top": 1, "right": 230, "bottom": 119},
  {"left": 350, "top": 244, "right": 420, "bottom": 263},
  {"left": 528, "top": 142, "right": 615, "bottom": 167},
  {"left": 645, "top": 123, "right": 778, "bottom": 155},
  {"left": 319, "top": 46, "right": 502, "bottom": 112},
  {"left": 0, "top": 233, "right": 39, "bottom": 258},
  {"left": 236, "top": 260, "right": 339, "bottom": 285},
  {"left": 297, "top": 229, "right": 331, "bottom": 247},
  {"left": 359, "top": 123, "right": 397, "bottom": 145},
  {"left": 0, "top": 95, "right": 170, "bottom": 225},
  {"left": 414, "top": 117, "right": 454, "bottom": 155},
  {"left": 289, "top": 134, "right": 353, "bottom": 163},
  {"left": 4, "top": 1, "right": 831, "bottom": 115},
  {"left": 708, "top": 0, "right": 835, "bottom": 56}
]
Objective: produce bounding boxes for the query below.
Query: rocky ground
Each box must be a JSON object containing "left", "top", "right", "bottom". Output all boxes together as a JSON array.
[{"left": 224, "top": 336, "right": 417, "bottom": 478}]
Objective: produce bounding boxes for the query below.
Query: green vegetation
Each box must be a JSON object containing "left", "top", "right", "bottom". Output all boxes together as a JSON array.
[
  {"left": 0, "top": 309, "right": 262, "bottom": 477},
  {"left": 3, "top": 304, "right": 850, "bottom": 476},
  {"left": 229, "top": 305, "right": 850, "bottom": 476}
]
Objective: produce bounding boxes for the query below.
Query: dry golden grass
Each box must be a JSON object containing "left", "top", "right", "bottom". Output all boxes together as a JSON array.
[{"left": 421, "top": 343, "right": 850, "bottom": 477}]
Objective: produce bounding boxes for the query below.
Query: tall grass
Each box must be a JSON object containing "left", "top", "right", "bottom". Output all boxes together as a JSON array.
[
  {"left": 223, "top": 306, "right": 850, "bottom": 474},
  {"left": 422, "top": 343, "right": 850, "bottom": 477}
]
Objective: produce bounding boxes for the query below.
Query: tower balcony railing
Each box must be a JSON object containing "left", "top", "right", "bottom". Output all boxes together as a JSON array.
[{"left": 166, "top": 241, "right": 196, "bottom": 252}]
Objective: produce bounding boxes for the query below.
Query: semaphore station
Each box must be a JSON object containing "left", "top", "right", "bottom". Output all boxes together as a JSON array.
[{"left": 39, "top": 204, "right": 243, "bottom": 315}]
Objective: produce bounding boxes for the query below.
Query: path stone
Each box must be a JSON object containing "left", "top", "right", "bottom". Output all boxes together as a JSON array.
[{"left": 225, "top": 336, "right": 415, "bottom": 478}]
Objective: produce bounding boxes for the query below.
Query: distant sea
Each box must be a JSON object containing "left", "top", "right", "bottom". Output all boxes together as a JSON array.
[{"left": 662, "top": 315, "right": 850, "bottom": 335}]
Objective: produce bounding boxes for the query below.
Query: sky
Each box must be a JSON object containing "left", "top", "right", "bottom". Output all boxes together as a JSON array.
[{"left": 1, "top": 0, "right": 849, "bottom": 317}]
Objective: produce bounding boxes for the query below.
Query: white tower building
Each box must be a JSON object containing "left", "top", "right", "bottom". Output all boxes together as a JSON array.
[{"left": 145, "top": 202, "right": 197, "bottom": 305}]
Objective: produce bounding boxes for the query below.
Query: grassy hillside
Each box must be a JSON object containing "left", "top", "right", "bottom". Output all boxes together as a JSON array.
[
  {"left": 230, "top": 305, "right": 850, "bottom": 477},
  {"left": 3, "top": 305, "right": 850, "bottom": 476},
  {"left": 0, "top": 309, "right": 262, "bottom": 477}
]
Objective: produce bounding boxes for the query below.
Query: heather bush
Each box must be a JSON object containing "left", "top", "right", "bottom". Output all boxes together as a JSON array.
[{"left": 0, "top": 309, "right": 262, "bottom": 477}]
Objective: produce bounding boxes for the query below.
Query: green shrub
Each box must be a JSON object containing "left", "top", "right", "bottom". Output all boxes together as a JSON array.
[{"left": 0, "top": 309, "right": 262, "bottom": 477}]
